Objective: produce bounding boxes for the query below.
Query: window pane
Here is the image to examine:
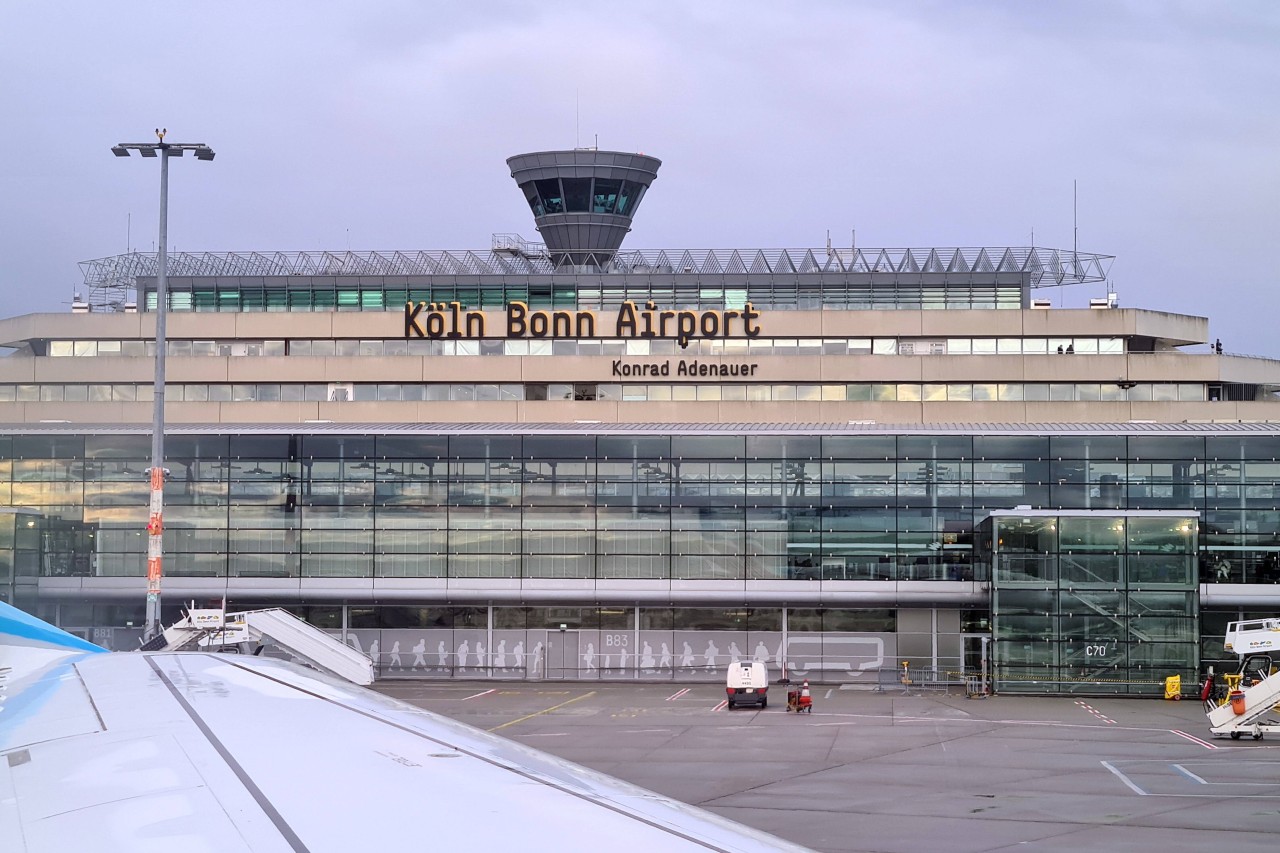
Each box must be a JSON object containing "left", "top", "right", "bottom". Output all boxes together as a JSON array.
[
  {"left": 561, "top": 178, "right": 591, "bottom": 212},
  {"left": 534, "top": 179, "right": 563, "bottom": 213},
  {"left": 592, "top": 178, "right": 620, "bottom": 213}
]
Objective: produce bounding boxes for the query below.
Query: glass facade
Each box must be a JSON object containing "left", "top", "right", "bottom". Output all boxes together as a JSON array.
[
  {"left": 143, "top": 277, "right": 1027, "bottom": 313},
  {"left": 42, "top": 600, "right": 914, "bottom": 683},
  {"left": 519, "top": 177, "right": 647, "bottom": 217},
  {"left": 0, "top": 381, "right": 1214, "bottom": 404},
  {"left": 43, "top": 336, "right": 1129, "bottom": 358},
  {"left": 981, "top": 511, "right": 1199, "bottom": 695},
  {"left": 7, "top": 428, "right": 1280, "bottom": 688},
  {"left": 6, "top": 431, "right": 1280, "bottom": 586}
]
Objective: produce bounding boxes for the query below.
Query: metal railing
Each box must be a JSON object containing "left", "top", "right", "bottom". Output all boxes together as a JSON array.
[
  {"left": 874, "top": 665, "right": 961, "bottom": 694},
  {"left": 491, "top": 233, "right": 548, "bottom": 258},
  {"left": 79, "top": 246, "right": 1113, "bottom": 310}
]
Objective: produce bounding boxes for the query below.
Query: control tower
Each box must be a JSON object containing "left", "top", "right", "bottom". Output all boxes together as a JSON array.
[{"left": 507, "top": 149, "right": 661, "bottom": 267}]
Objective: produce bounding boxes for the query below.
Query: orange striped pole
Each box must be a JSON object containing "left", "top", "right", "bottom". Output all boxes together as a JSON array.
[{"left": 146, "top": 464, "right": 165, "bottom": 605}]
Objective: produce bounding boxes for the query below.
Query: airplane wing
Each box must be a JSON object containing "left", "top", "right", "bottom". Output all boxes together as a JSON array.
[{"left": 0, "top": 602, "right": 811, "bottom": 852}]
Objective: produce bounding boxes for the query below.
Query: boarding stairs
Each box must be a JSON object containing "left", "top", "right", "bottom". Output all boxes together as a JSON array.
[
  {"left": 1068, "top": 591, "right": 1156, "bottom": 643},
  {"left": 1207, "top": 667, "right": 1280, "bottom": 739},
  {"left": 141, "top": 605, "right": 375, "bottom": 686}
]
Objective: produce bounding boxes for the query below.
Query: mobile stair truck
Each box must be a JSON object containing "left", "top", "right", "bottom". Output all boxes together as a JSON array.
[
  {"left": 1206, "top": 619, "right": 1280, "bottom": 740},
  {"left": 141, "top": 603, "right": 375, "bottom": 686}
]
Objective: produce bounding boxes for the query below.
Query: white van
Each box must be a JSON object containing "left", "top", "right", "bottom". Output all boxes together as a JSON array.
[{"left": 725, "top": 660, "right": 769, "bottom": 709}]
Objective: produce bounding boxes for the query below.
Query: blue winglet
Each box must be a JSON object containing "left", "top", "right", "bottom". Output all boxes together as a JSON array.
[{"left": 0, "top": 600, "right": 105, "bottom": 654}]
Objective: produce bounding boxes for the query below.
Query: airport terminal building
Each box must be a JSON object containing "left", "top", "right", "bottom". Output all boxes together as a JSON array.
[{"left": 3, "top": 149, "right": 1279, "bottom": 693}]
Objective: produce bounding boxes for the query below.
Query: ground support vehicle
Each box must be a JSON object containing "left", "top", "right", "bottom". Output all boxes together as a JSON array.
[
  {"left": 786, "top": 683, "right": 812, "bottom": 713},
  {"left": 1225, "top": 618, "right": 1280, "bottom": 657},
  {"left": 1207, "top": 669, "right": 1280, "bottom": 739},
  {"left": 726, "top": 660, "right": 769, "bottom": 709},
  {"left": 1204, "top": 619, "right": 1279, "bottom": 706}
]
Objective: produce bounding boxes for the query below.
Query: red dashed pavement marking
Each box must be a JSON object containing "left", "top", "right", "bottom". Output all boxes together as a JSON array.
[{"left": 1074, "top": 700, "right": 1117, "bottom": 724}]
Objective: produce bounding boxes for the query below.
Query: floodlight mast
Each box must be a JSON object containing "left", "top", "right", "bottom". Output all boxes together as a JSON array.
[{"left": 112, "top": 130, "right": 215, "bottom": 641}]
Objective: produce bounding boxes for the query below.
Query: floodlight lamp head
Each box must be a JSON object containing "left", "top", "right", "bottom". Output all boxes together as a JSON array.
[
  {"left": 195, "top": 147, "right": 215, "bottom": 161},
  {"left": 111, "top": 146, "right": 129, "bottom": 157}
]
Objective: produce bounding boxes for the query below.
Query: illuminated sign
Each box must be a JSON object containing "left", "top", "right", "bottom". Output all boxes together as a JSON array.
[{"left": 405, "top": 300, "right": 762, "bottom": 350}]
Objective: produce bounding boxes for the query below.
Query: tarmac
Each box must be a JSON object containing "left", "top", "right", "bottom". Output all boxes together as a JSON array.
[{"left": 373, "top": 680, "right": 1280, "bottom": 853}]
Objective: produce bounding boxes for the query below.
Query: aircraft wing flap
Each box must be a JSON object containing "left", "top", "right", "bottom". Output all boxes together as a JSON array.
[
  {"left": 0, "top": 655, "right": 103, "bottom": 752},
  {"left": 4, "top": 654, "right": 304, "bottom": 852},
  {"left": 20, "top": 788, "right": 268, "bottom": 853},
  {"left": 7, "top": 730, "right": 293, "bottom": 853},
  {"left": 15, "top": 732, "right": 218, "bottom": 821}
]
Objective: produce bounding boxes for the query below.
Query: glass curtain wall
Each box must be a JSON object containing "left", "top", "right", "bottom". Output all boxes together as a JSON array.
[
  {"left": 7, "top": 432, "right": 1280, "bottom": 586},
  {"left": 146, "top": 275, "right": 1026, "bottom": 313},
  {"left": 982, "top": 510, "right": 1199, "bottom": 695}
]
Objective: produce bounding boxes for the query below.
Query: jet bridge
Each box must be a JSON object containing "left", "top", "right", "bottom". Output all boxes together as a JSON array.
[{"left": 141, "top": 606, "right": 375, "bottom": 686}]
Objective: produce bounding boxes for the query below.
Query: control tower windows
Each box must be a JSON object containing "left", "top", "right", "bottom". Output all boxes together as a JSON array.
[
  {"left": 592, "top": 179, "right": 621, "bottom": 213},
  {"left": 561, "top": 178, "right": 592, "bottom": 212},
  {"left": 534, "top": 179, "right": 564, "bottom": 214},
  {"left": 615, "top": 181, "right": 646, "bottom": 216},
  {"left": 522, "top": 177, "right": 646, "bottom": 218},
  {"left": 521, "top": 182, "right": 544, "bottom": 216}
]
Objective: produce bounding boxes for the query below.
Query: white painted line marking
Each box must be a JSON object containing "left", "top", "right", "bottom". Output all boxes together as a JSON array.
[
  {"left": 1102, "top": 761, "right": 1148, "bottom": 796},
  {"left": 1173, "top": 764, "right": 1208, "bottom": 784},
  {"left": 462, "top": 689, "right": 496, "bottom": 701},
  {"left": 712, "top": 700, "right": 728, "bottom": 712},
  {"left": 1171, "top": 729, "right": 1219, "bottom": 750},
  {"left": 666, "top": 687, "right": 690, "bottom": 701},
  {"left": 825, "top": 689, "right": 833, "bottom": 699}
]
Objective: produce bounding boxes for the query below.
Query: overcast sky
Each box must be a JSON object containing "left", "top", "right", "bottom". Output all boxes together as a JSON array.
[{"left": 2, "top": 1, "right": 1277, "bottom": 352}]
